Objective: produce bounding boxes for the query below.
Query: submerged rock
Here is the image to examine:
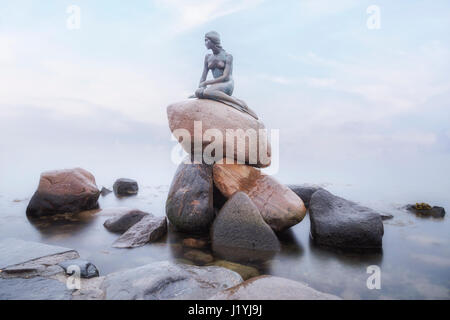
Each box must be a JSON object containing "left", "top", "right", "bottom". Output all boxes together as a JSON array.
[
  {"left": 167, "top": 99, "right": 271, "bottom": 168},
  {"left": 113, "top": 178, "right": 139, "bottom": 196},
  {"left": 182, "top": 238, "right": 208, "bottom": 249},
  {"left": 183, "top": 249, "right": 214, "bottom": 265},
  {"left": 405, "top": 204, "right": 446, "bottom": 218},
  {"left": 26, "top": 168, "right": 100, "bottom": 217},
  {"left": 101, "top": 261, "right": 243, "bottom": 300},
  {"left": 112, "top": 214, "right": 167, "bottom": 248},
  {"left": 210, "top": 275, "right": 341, "bottom": 300},
  {"left": 58, "top": 259, "right": 99, "bottom": 279},
  {"left": 211, "top": 192, "right": 280, "bottom": 262},
  {"left": 166, "top": 160, "right": 215, "bottom": 233},
  {"left": 213, "top": 163, "right": 306, "bottom": 231},
  {"left": 103, "top": 209, "right": 149, "bottom": 233},
  {"left": 287, "top": 184, "right": 321, "bottom": 209},
  {"left": 309, "top": 189, "right": 384, "bottom": 250},
  {"left": 208, "top": 260, "right": 259, "bottom": 281}
]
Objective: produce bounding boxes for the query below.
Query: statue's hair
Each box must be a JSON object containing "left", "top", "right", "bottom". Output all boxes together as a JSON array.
[{"left": 205, "top": 31, "right": 222, "bottom": 49}]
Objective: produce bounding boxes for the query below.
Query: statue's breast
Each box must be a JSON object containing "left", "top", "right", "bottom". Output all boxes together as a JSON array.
[{"left": 208, "top": 59, "right": 226, "bottom": 70}]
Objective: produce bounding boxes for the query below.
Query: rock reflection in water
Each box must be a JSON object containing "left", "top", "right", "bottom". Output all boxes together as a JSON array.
[{"left": 26, "top": 209, "right": 100, "bottom": 238}]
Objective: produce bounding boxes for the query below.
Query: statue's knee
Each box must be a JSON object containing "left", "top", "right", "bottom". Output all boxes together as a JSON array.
[{"left": 195, "top": 88, "right": 204, "bottom": 98}]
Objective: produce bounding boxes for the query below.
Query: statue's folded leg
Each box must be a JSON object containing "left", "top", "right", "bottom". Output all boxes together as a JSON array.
[{"left": 202, "top": 88, "right": 258, "bottom": 120}]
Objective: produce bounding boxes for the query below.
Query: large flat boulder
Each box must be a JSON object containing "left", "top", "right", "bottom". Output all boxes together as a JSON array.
[
  {"left": 211, "top": 192, "right": 280, "bottom": 262},
  {"left": 0, "top": 277, "right": 72, "bottom": 300},
  {"left": 0, "top": 238, "right": 78, "bottom": 269},
  {"left": 101, "top": 261, "right": 243, "bottom": 300},
  {"left": 309, "top": 189, "right": 384, "bottom": 249},
  {"left": 166, "top": 160, "right": 215, "bottom": 233},
  {"left": 26, "top": 168, "right": 100, "bottom": 217},
  {"left": 210, "top": 275, "right": 341, "bottom": 300},
  {"left": 167, "top": 99, "right": 271, "bottom": 168},
  {"left": 213, "top": 163, "right": 306, "bottom": 231}
]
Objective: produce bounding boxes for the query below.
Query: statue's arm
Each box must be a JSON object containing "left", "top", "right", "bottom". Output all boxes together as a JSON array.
[
  {"left": 198, "top": 55, "right": 210, "bottom": 87},
  {"left": 202, "top": 54, "right": 232, "bottom": 86}
]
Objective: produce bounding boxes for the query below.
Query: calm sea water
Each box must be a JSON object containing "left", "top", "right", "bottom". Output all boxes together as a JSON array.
[{"left": 0, "top": 112, "right": 449, "bottom": 300}]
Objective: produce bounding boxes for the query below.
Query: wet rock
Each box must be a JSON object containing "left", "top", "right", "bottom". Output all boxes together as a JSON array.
[
  {"left": 0, "top": 277, "right": 72, "bottom": 300},
  {"left": 26, "top": 168, "right": 100, "bottom": 217},
  {"left": 210, "top": 275, "right": 341, "bottom": 300},
  {"left": 166, "top": 160, "right": 215, "bottom": 233},
  {"left": 71, "top": 276, "right": 106, "bottom": 300},
  {"left": 112, "top": 215, "right": 167, "bottom": 248},
  {"left": 208, "top": 260, "right": 259, "bottom": 281},
  {"left": 101, "top": 261, "right": 243, "bottom": 300},
  {"left": 184, "top": 249, "right": 214, "bottom": 265},
  {"left": 100, "top": 187, "right": 112, "bottom": 196},
  {"left": 380, "top": 213, "right": 394, "bottom": 220},
  {"left": 182, "top": 238, "right": 208, "bottom": 249},
  {"left": 103, "top": 209, "right": 149, "bottom": 233},
  {"left": 211, "top": 192, "right": 280, "bottom": 262},
  {"left": 113, "top": 178, "right": 139, "bottom": 196},
  {"left": 213, "top": 163, "right": 306, "bottom": 231},
  {"left": 309, "top": 189, "right": 384, "bottom": 249},
  {"left": 287, "top": 184, "right": 321, "bottom": 209},
  {"left": 405, "top": 204, "right": 446, "bottom": 218},
  {"left": 58, "top": 259, "right": 99, "bottom": 279},
  {"left": 167, "top": 99, "right": 271, "bottom": 168},
  {"left": 0, "top": 238, "right": 78, "bottom": 269}
]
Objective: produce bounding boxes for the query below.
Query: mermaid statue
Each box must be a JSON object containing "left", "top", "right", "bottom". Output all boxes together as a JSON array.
[{"left": 189, "top": 31, "right": 258, "bottom": 120}]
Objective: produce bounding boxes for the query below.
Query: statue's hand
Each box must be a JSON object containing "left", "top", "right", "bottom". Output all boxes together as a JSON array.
[{"left": 199, "top": 81, "right": 208, "bottom": 88}]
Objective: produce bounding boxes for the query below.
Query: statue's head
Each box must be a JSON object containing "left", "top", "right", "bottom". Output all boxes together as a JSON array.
[{"left": 205, "top": 31, "right": 222, "bottom": 50}]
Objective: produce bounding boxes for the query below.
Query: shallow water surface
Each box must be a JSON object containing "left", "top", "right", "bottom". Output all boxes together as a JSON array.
[{"left": 0, "top": 181, "right": 448, "bottom": 300}]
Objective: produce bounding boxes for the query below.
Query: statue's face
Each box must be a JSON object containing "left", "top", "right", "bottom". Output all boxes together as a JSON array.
[{"left": 205, "top": 37, "right": 213, "bottom": 49}]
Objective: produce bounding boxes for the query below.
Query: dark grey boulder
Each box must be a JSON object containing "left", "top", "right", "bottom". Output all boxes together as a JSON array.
[
  {"left": 287, "top": 184, "right": 321, "bottom": 209},
  {"left": 112, "top": 214, "right": 167, "bottom": 248},
  {"left": 101, "top": 261, "right": 242, "bottom": 300},
  {"left": 166, "top": 160, "right": 214, "bottom": 233},
  {"left": 211, "top": 192, "right": 280, "bottom": 262},
  {"left": 405, "top": 204, "right": 445, "bottom": 218},
  {"left": 103, "top": 209, "right": 149, "bottom": 233},
  {"left": 58, "top": 259, "right": 99, "bottom": 279},
  {"left": 309, "top": 189, "right": 384, "bottom": 249},
  {"left": 113, "top": 178, "right": 139, "bottom": 196},
  {"left": 0, "top": 277, "right": 72, "bottom": 300}
]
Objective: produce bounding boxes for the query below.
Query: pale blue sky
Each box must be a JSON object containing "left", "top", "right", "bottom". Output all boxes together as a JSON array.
[{"left": 1, "top": 0, "right": 450, "bottom": 189}]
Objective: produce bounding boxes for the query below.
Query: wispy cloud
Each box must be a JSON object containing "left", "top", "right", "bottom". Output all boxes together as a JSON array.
[{"left": 155, "top": 0, "right": 263, "bottom": 32}]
